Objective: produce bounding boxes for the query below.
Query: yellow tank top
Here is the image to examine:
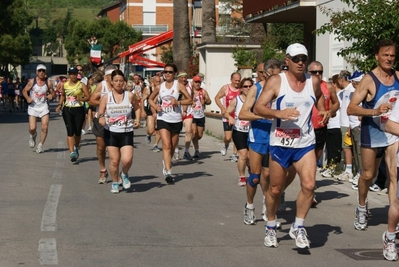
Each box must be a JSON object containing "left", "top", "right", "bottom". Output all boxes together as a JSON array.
[{"left": 64, "top": 80, "right": 84, "bottom": 107}]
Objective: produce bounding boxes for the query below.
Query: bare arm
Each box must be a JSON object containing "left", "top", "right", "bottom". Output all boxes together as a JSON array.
[
  {"left": 203, "top": 90, "right": 212, "bottom": 105},
  {"left": 88, "top": 83, "right": 103, "bottom": 107},
  {"left": 130, "top": 92, "right": 141, "bottom": 128},
  {"left": 239, "top": 83, "right": 265, "bottom": 121},
  {"left": 97, "top": 94, "right": 108, "bottom": 126},
  {"left": 223, "top": 97, "right": 237, "bottom": 125},
  {"left": 313, "top": 76, "right": 329, "bottom": 124},
  {"left": 22, "top": 79, "right": 34, "bottom": 103},
  {"left": 80, "top": 83, "right": 91, "bottom": 102},
  {"left": 214, "top": 85, "right": 227, "bottom": 113},
  {"left": 327, "top": 82, "right": 339, "bottom": 117},
  {"left": 178, "top": 83, "right": 192, "bottom": 106},
  {"left": 148, "top": 84, "right": 161, "bottom": 113},
  {"left": 47, "top": 80, "right": 54, "bottom": 100}
]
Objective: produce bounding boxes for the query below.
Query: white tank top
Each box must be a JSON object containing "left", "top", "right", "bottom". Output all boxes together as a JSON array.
[
  {"left": 270, "top": 73, "right": 315, "bottom": 148},
  {"left": 192, "top": 88, "right": 205, "bottom": 119},
  {"left": 157, "top": 80, "right": 182, "bottom": 123},
  {"left": 95, "top": 80, "right": 111, "bottom": 113},
  {"left": 185, "top": 83, "right": 193, "bottom": 115},
  {"left": 29, "top": 78, "right": 49, "bottom": 110},
  {"left": 234, "top": 95, "right": 250, "bottom": 132},
  {"left": 104, "top": 91, "right": 133, "bottom": 133}
]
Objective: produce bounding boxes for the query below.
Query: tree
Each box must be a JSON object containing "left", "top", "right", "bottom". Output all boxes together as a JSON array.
[
  {"left": 0, "top": 0, "right": 33, "bottom": 75},
  {"left": 315, "top": 0, "right": 399, "bottom": 71},
  {"left": 64, "top": 18, "right": 140, "bottom": 65},
  {"left": 202, "top": 0, "right": 216, "bottom": 43},
  {"left": 173, "top": 0, "right": 191, "bottom": 70}
]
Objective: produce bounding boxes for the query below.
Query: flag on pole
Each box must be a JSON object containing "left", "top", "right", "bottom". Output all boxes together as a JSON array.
[{"left": 90, "top": 44, "right": 102, "bottom": 64}]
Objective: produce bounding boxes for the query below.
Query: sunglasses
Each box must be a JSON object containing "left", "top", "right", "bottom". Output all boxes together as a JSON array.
[
  {"left": 289, "top": 56, "right": 308, "bottom": 63},
  {"left": 259, "top": 70, "right": 271, "bottom": 77},
  {"left": 38, "top": 69, "right": 46, "bottom": 73},
  {"left": 242, "top": 85, "right": 251, "bottom": 88},
  {"left": 194, "top": 81, "right": 201, "bottom": 83},
  {"left": 77, "top": 69, "right": 83, "bottom": 71},
  {"left": 163, "top": 70, "right": 174, "bottom": 74},
  {"left": 309, "top": 70, "right": 323, "bottom": 75}
]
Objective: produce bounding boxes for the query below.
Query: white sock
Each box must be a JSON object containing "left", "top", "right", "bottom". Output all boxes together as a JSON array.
[
  {"left": 294, "top": 217, "right": 305, "bottom": 228},
  {"left": 246, "top": 203, "right": 254, "bottom": 209},
  {"left": 266, "top": 219, "right": 276, "bottom": 228},
  {"left": 345, "top": 164, "right": 352, "bottom": 174}
]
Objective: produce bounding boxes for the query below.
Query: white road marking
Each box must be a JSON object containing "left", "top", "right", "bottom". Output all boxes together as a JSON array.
[
  {"left": 41, "top": 184, "right": 62, "bottom": 232},
  {"left": 38, "top": 238, "right": 58, "bottom": 265},
  {"left": 52, "top": 169, "right": 62, "bottom": 180}
]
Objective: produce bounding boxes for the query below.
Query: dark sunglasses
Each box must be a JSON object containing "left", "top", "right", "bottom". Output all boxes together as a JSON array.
[
  {"left": 163, "top": 70, "right": 174, "bottom": 74},
  {"left": 38, "top": 69, "right": 46, "bottom": 72},
  {"left": 309, "top": 70, "right": 323, "bottom": 75},
  {"left": 194, "top": 81, "right": 201, "bottom": 83},
  {"left": 242, "top": 85, "right": 252, "bottom": 88},
  {"left": 77, "top": 69, "right": 83, "bottom": 71},
  {"left": 290, "top": 56, "right": 308, "bottom": 63}
]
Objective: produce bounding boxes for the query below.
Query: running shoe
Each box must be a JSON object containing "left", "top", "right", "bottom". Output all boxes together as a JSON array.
[
  {"left": 261, "top": 213, "right": 282, "bottom": 229},
  {"left": 183, "top": 151, "right": 192, "bottom": 160},
  {"left": 87, "top": 126, "right": 92, "bottom": 133},
  {"left": 120, "top": 172, "right": 131, "bottom": 190},
  {"left": 98, "top": 170, "right": 108, "bottom": 184},
  {"left": 145, "top": 135, "right": 151, "bottom": 144},
  {"left": 238, "top": 176, "right": 246, "bottom": 187},
  {"left": 36, "top": 144, "right": 44, "bottom": 153},
  {"left": 243, "top": 204, "right": 256, "bottom": 225},
  {"left": 110, "top": 182, "right": 119, "bottom": 194},
  {"left": 321, "top": 169, "right": 333, "bottom": 178},
  {"left": 264, "top": 226, "right": 278, "bottom": 247},
  {"left": 354, "top": 207, "right": 368, "bottom": 230},
  {"left": 118, "top": 178, "right": 122, "bottom": 185},
  {"left": 220, "top": 146, "right": 227, "bottom": 156},
  {"left": 230, "top": 154, "right": 238, "bottom": 162},
  {"left": 29, "top": 134, "right": 37, "bottom": 148},
  {"left": 378, "top": 188, "right": 388, "bottom": 195},
  {"left": 162, "top": 160, "right": 167, "bottom": 176},
  {"left": 165, "top": 173, "right": 174, "bottom": 184},
  {"left": 289, "top": 224, "right": 310, "bottom": 248},
  {"left": 193, "top": 150, "right": 200, "bottom": 159},
  {"left": 70, "top": 152, "right": 78, "bottom": 162},
  {"left": 383, "top": 231, "right": 398, "bottom": 261},
  {"left": 173, "top": 151, "right": 180, "bottom": 161},
  {"left": 81, "top": 129, "right": 86, "bottom": 135},
  {"left": 335, "top": 171, "right": 353, "bottom": 181},
  {"left": 152, "top": 145, "right": 161, "bottom": 152},
  {"left": 369, "top": 184, "right": 382, "bottom": 192},
  {"left": 349, "top": 172, "right": 360, "bottom": 183}
]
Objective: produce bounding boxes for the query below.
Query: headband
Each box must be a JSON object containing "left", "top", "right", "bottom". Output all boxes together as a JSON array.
[{"left": 177, "top": 72, "right": 187, "bottom": 77}]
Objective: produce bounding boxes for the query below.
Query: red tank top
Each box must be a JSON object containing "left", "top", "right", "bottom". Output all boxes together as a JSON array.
[
  {"left": 223, "top": 84, "right": 241, "bottom": 121},
  {"left": 312, "top": 80, "right": 330, "bottom": 129}
]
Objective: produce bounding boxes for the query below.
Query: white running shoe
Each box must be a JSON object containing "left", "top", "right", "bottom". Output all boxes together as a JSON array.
[
  {"left": 173, "top": 151, "right": 180, "bottom": 161},
  {"left": 264, "top": 226, "right": 278, "bottom": 247},
  {"left": 336, "top": 171, "right": 353, "bottom": 181},
  {"left": 243, "top": 204, "right": 256, "bottom": 225},
  {"left": 36, "top": 144, "right": 44, "bottom": 153},
  {"left": 238, "top": 177, "right": 246, "bottom": 187},
  {"left": 120, "top": 172, "right": 131, "bottom": 190},
  {"left": 230, "top": 154, "right": 238, "bottom": 162},
  {"left": 354, "top": 207, "right": 368, "bottom": 230},
  {"left": 289, "top": 224, "right": 310, "bottom": 248},
  {"left": 220, "top": 146, "right": 227, "bottom": 156},
  {"left": 350, "top": 173, "right": 360, "bottom": 184},
  {"left": 383, "top": 231, "right": 398, "bottom": 261},
  {"left": 81, "top": 129, "right": 86, "bottom": 135},
  {"left": 110, "top": 182, "right": 119, "bottom": 194},
  {"left": 29, "top": 134, "right": 37, "bottom": 148},
  {"left": 321, "top": 169, "right": 333, "bottom": 178},
  {"left": 369, "top": 184, "right": 382, "bottom": 192}
]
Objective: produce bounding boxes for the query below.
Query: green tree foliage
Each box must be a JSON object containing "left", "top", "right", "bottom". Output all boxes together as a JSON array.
[
  {"left": 160, "top": 45, "right": 174, "bottom": 65},
  {"left": 0, "top": 0, "right": 33, "bottom": 74},
  {"left": 64, "top": 18, "right": 141, "bottom": 65},
  {"left": 315, "top": 0, "right": 399, "bottom": 71},
  {"left": 268, "top": 23, "right": 304, "bottom": 50}
]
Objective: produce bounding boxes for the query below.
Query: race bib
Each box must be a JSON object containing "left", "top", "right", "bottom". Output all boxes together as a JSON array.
[
  {"left": 275, "top": 127, "right": 301, "bottom": 147},
  {"left": 237, "top": 120, "right": 250, "bottom": 132},
  {"left": 67, "top": 96, "right": 78, "bottom": 106},
  {"left": 161, "top": 96, "right": 174, "bottom": 113},
  {"left": 108, "top": 115, "right": 128, "bottom": 126}
]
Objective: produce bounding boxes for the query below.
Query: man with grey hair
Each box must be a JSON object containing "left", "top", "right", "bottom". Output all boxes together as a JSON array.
[{"left": 89, "top": 64, "right": 118, "bottom": 184}]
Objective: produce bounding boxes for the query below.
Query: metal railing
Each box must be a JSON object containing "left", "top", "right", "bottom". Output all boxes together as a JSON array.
[{"left": 132, "top": 25, "right": 168, "bottom": 34}]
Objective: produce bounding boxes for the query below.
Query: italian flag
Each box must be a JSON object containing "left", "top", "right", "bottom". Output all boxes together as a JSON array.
[{"left": 90, "top": 44, "right": 102, "bottom": 64}]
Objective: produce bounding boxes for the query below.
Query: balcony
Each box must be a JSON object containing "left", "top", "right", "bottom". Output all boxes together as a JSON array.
[
  {"left": 132, "top": 25, "right": 169, "bottom": 35},
  {"left": 243, "top": 0, "right": 316, "bottom": 23}
]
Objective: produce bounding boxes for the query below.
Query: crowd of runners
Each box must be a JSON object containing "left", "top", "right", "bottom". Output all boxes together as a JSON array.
[{"left": 9, "top": 39, "right": 399, "bottom": 261}]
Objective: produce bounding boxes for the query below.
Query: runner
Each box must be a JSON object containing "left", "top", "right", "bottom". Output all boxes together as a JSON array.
[
  {"left": 98, "top": 69, "right": 141, "bottom": 194},
  {"left": 148, "top": 63, "right": 192, "bottom": 184},
  {"left": 191, "top": 75, "right": 212, "bottom": 158},
  {"left": 214, "top": 72, "right": 241, "bottom": 161},
  {"left": 22, "top": 64, "right": 54, "bottom": 153},
  {"left": 254, "top": 43, "right": 328, "bottom": 248},
  {"left": 56, "top": 67, "right": 91, "bottom": 163}
]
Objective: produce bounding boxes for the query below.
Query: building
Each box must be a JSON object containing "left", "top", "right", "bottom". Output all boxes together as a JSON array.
[
  {"left": 97, "top": 1, "right": 121, "bottom": 22},
  {"left": 243, "top": 0, "right": 354, "bottom": 79}
]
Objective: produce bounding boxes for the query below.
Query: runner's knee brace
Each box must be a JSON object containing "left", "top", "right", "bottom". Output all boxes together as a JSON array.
[{"left": 247, "top": 173, "right": 260, "bottom": 188}]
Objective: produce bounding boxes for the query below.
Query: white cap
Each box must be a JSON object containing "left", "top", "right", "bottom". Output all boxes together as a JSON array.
[
  {"left": 286, "top": 43, "right": 308, "bottom": 57},
  {"left": 36, "top": 64, "right": 47, "bottom": 71}
]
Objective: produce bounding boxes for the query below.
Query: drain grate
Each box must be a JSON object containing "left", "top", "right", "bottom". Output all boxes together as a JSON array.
[{"left": 336, "top": 249, "right": 383, "bottom": 260}]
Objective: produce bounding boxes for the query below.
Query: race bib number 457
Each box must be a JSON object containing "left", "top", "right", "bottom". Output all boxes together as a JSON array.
[{"left": 275, "top": 127, "right": 300, "bottom": 147}]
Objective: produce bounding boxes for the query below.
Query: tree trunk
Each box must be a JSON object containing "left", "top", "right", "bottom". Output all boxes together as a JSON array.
[
  {"left": 173, "top": 0, "right": 191, "bottom": 71},
  {"left": 202, "top": 0, "right": 216, "bottom": 43}
]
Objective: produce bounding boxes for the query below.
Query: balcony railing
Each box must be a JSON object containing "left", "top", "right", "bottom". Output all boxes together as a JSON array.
[{"left": 132, "top": 25, "right": 168, "bottom": 34}]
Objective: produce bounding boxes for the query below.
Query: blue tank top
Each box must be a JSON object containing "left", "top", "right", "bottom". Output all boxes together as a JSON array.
[
  {"left": 360, "top": 71, "right": 399, "bottom": 147},
  {"left": 248, "top": 82, "right": 272, "bottom": 144}
]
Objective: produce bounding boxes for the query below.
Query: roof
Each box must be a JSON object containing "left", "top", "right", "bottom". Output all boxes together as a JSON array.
[{"left": 97, "top": 0, "right": 121, "bottom": 17}]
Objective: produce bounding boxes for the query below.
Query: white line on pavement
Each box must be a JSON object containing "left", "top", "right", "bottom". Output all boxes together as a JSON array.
[
  {"left": 41, "top": 184, "right": 62, "bottom": 232},
  {"left": 38, "top": 238, "right": 58, "bottom": 265}
]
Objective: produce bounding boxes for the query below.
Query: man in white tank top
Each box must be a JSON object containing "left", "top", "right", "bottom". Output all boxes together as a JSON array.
[
  {"left": 253, "top": 43, "right": 329, "bottom": 249},
  {"left": 22, "top": 64, "right": 54, "bottom": 153}
]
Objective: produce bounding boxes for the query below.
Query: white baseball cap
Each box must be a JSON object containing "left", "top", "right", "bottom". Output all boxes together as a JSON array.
[
  {"left": 286, "top": 43, "right": 308, "bottom": 57},
  {"left": 36, "top": 64, "right": 47, "bottom": 71}
]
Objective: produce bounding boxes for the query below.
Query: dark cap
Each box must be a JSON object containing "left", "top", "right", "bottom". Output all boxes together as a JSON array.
[{"left": 68, "top": 67, "right": 78, "bottom": 74}]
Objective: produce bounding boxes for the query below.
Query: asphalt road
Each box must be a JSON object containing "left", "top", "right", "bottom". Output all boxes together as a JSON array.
[{"left": 0, "top": 104, "right": 396, "bottom": 266}]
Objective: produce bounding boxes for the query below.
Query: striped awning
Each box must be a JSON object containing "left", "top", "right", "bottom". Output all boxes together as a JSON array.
[{"left": 193, "top": 8, "right": 202, "bottom": 27}]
